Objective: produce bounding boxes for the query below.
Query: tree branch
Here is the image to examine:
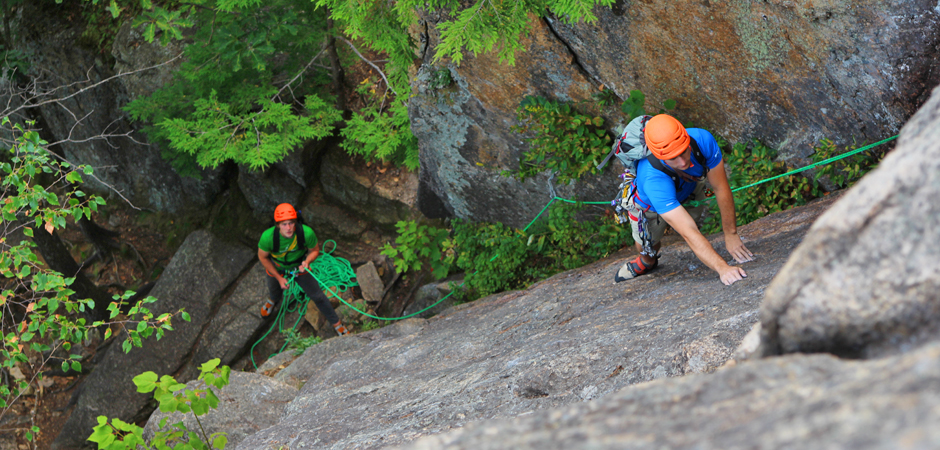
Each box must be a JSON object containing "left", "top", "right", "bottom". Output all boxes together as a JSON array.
[{"left": 337, "top": 37, "right": 398, "bottom": 97}]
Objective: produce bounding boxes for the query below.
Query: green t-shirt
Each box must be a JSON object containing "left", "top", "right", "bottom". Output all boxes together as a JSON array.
[{"left": 258, "top": 224, "right": 318, "bottom": 270}]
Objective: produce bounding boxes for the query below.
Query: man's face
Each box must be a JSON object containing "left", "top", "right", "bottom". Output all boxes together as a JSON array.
[
  {"left": 663, "top": 146, "right": 692, "bottom": 171},
  {"left": 277, "top": 219, "right": 297, "bottom": 238}
]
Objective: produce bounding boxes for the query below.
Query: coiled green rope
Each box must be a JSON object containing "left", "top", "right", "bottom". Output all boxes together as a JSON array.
[
  {"left": 249, "top": 240, "right": 358, "bottom": 369},
  {"left": 250, "top": 240, "right": 462, "bottom": 368}
]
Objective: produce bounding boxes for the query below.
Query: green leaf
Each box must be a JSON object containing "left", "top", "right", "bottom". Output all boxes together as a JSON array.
[
  {"left": 212, "top": 434, "right": 228, "bottom": 449},
  {"left": 134, "top": 371, "right": 159, "bottom": 393},
  {"left": 108, "top": 0, "right": 122, "bottom": 18},
  {"left": 199, "top": 358, "right": 220, "bottom": 373},
  {"left": 88, "top": 417, "right": 116, "bottom": 447}
]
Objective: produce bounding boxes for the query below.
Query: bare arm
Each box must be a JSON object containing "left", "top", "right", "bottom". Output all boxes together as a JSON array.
[
  {"left": 258, "top": 248, "right": 289, "bottom": 289},
  {"left": 706, "top": 161, "right": 754, "bottom": 263},
  {"left": 660, "top": 206, "right": 747, "bottom": 285},
  {"left": 299, "top": 244, "right": 321, "bottom": 272}
]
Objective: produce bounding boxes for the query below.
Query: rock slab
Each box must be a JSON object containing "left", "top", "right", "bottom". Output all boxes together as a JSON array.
[{"left": 396, "top": 342, "right": 940, "bottom": 450}]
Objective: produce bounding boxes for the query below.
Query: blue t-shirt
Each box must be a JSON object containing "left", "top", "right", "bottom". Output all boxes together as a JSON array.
[{"left": 633, "top": 128, "right": 723, "bottom": 214}]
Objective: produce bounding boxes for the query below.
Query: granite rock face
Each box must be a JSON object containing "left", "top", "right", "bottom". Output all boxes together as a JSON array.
[
  {"left": 177, "top": 262, "right": 270, "bottom": 381},
  {"left": 411, "top": 2, "right": 940, "bottom": 226},
  {"left": 759, "top": 83, "right": 940, "bottom": 358},
  {"left": 410, "top": 15, "right": 615, "bottom": 227},
  {"left": 233, "top": 193, "right": 838, "bottom": 449},
  {"left": 396, "top": 342, "right": 940, "bottom": 450}
]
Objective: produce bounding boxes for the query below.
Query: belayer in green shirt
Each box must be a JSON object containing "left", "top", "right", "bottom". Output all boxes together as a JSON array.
[{"left": 257, "top": 203, "right": 349, "bottom": 336}]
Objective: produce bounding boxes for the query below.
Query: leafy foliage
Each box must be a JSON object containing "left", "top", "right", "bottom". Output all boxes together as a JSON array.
[
  {"left": 812, "top": 138, "right": 882, "bottom": 189},
  {"left": 701, "top": 138, "right": 823, "bottom": 235},
  {"left": 285, "top": 330, "right": 322, "bottom": 355},
  {"left": 451, "top": 219, "right": 530, "bottom": 298},
  {"left": 159, "top": 93, "right": 340, "bottom": 171},
  {"left": 620, "top": 89, "right": 676, "bottom": 120},
  {"left": 383, "top": 202, "right": 631, "bottom": 300},
  {"left": 381, "top": 220, "right": 454, "bottom": 280},
  {"left": 428, "top": 0, "right": 616, "bottom": 65},
  {"left": 509, "top": 95, "right": 612, "bottom": 185},
  {"left": 0, "top": 121, "right": 184, "bottom": 435},
  {"left": 339, "top": 101, "right": 419, "bottom": 170},
  {"left": 97, "top": 0, "right": 617, "bottom": 174},
  {"left": 529, "top": 201, "right": 632, "bottom": 272},
  {"left": 122, "top": 0, "right": 338, "bottom": 175},
  {"left": 88, "top": 359, "right": 231, "bottom": 449},
  {"left": 452, "top": 202, "right": 631, "bottom": 298}
]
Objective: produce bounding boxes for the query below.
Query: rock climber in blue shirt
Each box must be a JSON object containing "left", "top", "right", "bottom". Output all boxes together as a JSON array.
[{"left": 615, "top": 114, "right": 753, "bottom": 285}]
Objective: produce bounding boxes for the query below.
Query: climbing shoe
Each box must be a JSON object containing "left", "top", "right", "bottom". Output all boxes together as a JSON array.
[
  {"left": 260, "top": 299, "right": 276, "bottom": 317},
  {"left": 614, "top": 256, "right": 658, "bottom": 283},
  {"left": 333, "top": 322, "right": 350, "bottom": 336}
]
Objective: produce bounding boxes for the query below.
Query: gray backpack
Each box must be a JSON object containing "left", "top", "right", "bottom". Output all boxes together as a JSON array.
[{"left": 597, "top": 114, "right": 653, "bottom": 174}]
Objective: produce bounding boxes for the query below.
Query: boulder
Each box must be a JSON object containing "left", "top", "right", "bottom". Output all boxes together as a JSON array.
[
  {"left": 177, "top": 262, "right": 270, "bottom": 380},
  {"left": 759, "top": 83, "right": 940, "bottom": 359},
  {"left": 273, "top": 336, "right": 371, "bottom": 390},
  {"left": 142, "top": 371, "right": 299, "bottom": 449},
  {"left": 237, "top": 164, "right": 305, "bottom": 224},
  {"left": 409, "top": 17, "right": 614, "bottom": 227},
  {"left": 549, "top": 2, "right": 939, "bottom": 155},
  {"left": 355, "top": 261, "right": 386, "bottom": 303},
  {"left": 111, "top": 20, "right": 185, "bottom": 101},
  {"left": 256, "top": 349, "right": 299, "bottom": 377},
  {"left": 233, "top": 194, "right": 837, "bottom": 449},
  {"left": 52, "top": 230, "right": 254, "bottom": 449},
  {"left": 403, "top": 277, "right": 464, "bottom": 319},
  {"left": 300, "top": 202, "right": 369, "bottom": 240}
]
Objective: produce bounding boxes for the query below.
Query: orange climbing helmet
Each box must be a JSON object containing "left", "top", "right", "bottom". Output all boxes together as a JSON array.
[
  {"left": 273, "top": 203, "right": 297, "bottom": 222},
  {"left": 644, "top": 114, "right": 690, "bottom": 160}
]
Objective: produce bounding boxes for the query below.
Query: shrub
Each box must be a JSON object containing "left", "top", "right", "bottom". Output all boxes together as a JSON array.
[
  {"left": 88, "top": 359, "right": 231, "bottom": 449},
  {"left": 812, "top": 138, "right": 883, "bottom": 189},
  {"left": 509, "top": 95, "right": 612, "bottom": 185},
  {"left": 285, "top": 330, "right": 323, "bottom": 355},
  {"left": 381, "top": 221, "right": 454, "bottom": 280}
]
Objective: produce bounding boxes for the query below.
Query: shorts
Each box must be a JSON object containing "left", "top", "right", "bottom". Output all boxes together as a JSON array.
[{"left": 627, "top": 181, "right": 707, "bottom": 247}]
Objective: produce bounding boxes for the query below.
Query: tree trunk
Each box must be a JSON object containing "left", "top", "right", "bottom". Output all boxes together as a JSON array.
[{"left": 326, "top": 16, "right": 349, "bottom": 119}]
